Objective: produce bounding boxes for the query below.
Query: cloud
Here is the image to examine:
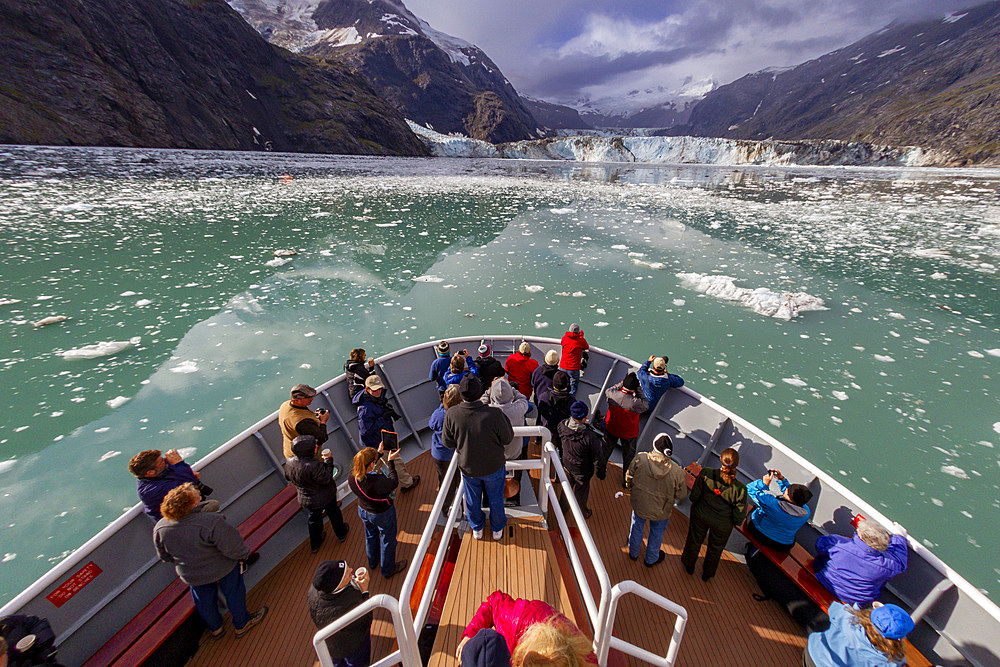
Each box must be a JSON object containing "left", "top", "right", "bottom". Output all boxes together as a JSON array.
[{"left": 403, "top": 0, "right": 987, "bottom": 109}]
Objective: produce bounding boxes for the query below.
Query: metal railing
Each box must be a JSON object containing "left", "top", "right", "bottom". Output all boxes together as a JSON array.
[{"left": 311, "top": 426, "right": 688, "bottom": 666}]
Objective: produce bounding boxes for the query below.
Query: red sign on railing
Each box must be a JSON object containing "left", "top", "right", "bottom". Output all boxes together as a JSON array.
[{"left": 46, "top": 562, "right": 102, "bottom": 608}]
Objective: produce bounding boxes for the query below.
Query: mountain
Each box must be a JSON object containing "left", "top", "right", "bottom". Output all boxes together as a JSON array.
[
  {"left": 670, "top": 2, "right": 1000, "bottom": 165},
  {"left": 574, "top": 78, "right": 714, "bottom": 129},
  {"left": 228, "top": 0, "right": 540, "bottom": 143},
  {"left": 520, "top": 97, "right": 591, "bottom": 132},
  {"left": 0, "top": 0, "right": 425, "bottom": 155}
]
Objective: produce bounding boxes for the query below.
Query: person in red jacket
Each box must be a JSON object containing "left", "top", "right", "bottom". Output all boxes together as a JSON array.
[
  {"left": 504, "top": 341, "right": 539, "bottom": 400},
  {"left": 457, "top": 590, "right": 596, "bottom": 665},
  {"left": 602, "top": 372, "right": 649, "bottom": 487},
  {"left": 558, "top": 324, "right": 589, "bottom": 395}
]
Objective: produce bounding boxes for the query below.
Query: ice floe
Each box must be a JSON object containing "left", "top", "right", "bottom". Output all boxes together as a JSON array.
[
  {"left": 525, "top": 285, "right": 544, "bottom": 293},
  {"left": 60, "top": 337, "right": 141, "bottom": 359},
  {"left": 265, "top": 257, "right": 292, "bottom": 268},
  {"left": 98, "top": 451, "right": 122, "bottom": 462},
  {"left": 941, "top": 465, "right": 969, "bottom": 480},
  {"left": 273, "top": 249, "right": 297, "bottom": 257},
  {"left": 135, "top": 299, "right": 152, "bottom": 307},
  {"left": 412, "top": 275, "right": 444, "bottom": 283},
  {"left": 534, "top": 321, "right": 548, "bottom": 328},
  {"left": 782, "top": 377, "right": 808, "bottom": 387},
  {"left": 993, "top": 422, "right": 1000, "bottom": 435},
  {"left": 0, "top": 460, "right": 15, "bottom": 475},
  {"left": 106, "top": 396, "right": 130, "bottom": 409},
  {"left": 550, "top": 208, "right": 575, "bottom": 215},
  {"left": 0, "top": 298, "right": 21, "bottom": 306},
  {"left": 832, "top": 391, "right": 849, "bottom": 400},
  {"left": 676, "top": 273, "right": 826, "bottom": 319},
  {"left": 32, "top": 315, "right": 67, "bottom": 327},
  {"left": 873, "top": 354, "right": 896, "bottom": 362},
  {"left": 986, "top": 349, "right": 1000, "bottom": 357},
  {"left": 631, "top": 258, "right": 666, "bottom": 270},
  {"left": 1, "top": 553, "right": 15, "bottom": 563},
  {"left": 170, "top": 360, "right": 199, "bottom": 374},
  {"left": 594, "top": 321, "right": 609, "bottom": 327}
]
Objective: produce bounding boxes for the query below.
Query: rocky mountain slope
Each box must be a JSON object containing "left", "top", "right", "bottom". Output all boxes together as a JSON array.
[
  {"left": 521, "top": 97, "right": 591, "bottom": 132},
  {"left": 670, "top": 1, "right": 1000, "bottom": 165},
  {"left": 0, "top": 0, "right": 426, "bottom": 155},
  {"left": 229, "top": 0, "right": 539, "bottom": 143}
]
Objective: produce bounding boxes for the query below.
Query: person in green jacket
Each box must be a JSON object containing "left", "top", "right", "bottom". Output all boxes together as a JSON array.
[{"left": 680, "top": 447, "right": 748, "bottom": 581}]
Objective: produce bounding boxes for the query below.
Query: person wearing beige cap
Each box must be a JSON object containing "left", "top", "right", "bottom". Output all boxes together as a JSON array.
[
  {"left": 353, "top": 374, "right": 420, "bottom": 491},
  {"left": 530, "top": 349, "right": 561, "bottom": 404},
  {"left": 637, "top": 355, "right": 684, "bottom": 412},
  {"left": 279, "top": 383, "right": 330, "bottom": 459}
]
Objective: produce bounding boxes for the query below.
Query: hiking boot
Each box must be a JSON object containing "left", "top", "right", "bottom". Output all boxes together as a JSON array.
[
  {"left": 384, "top": 559, "right": 408, "bottom": 579},
  {"left": 337, "top": 525, "right": 350, "bottom": 544},
  {"left": 311, "top": 532, "right": 326, "bottom": 553},
  {"left": 401, "top": 476, "right": 421, "bottom": 493},
  {"left": 644, "top": 550, "right": 666, "bottom": 567},
  {"left": 234, "top": 607, "right": 268, "bottom": 638}
]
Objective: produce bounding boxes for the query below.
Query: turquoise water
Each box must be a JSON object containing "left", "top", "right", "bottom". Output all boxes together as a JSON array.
[{"left": 1, "top": 146, "right": 998, "bottom": 606}]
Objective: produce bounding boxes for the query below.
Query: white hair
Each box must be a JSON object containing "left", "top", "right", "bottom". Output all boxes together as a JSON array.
[{"left": 857, "top": 518, "right": 891, "bottom": 551}]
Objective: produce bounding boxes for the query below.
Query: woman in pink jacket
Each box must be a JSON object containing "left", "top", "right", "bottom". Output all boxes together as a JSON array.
[{"left": 457, "top": 590, "right": 596, "bottom": 666}]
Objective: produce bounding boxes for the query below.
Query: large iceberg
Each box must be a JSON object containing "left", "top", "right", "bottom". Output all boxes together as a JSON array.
[{"left": 677, "top": 273, "right": 826, "bottom": 320}]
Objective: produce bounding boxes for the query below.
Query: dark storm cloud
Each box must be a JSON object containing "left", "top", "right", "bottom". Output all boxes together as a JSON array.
[{"left": 528, "top": 46, "right": 702, "bottom": 98}]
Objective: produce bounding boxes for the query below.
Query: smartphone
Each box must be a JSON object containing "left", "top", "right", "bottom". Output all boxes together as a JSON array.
[{"left": 381, "top": 429, "right": 398, "bottom": 451}]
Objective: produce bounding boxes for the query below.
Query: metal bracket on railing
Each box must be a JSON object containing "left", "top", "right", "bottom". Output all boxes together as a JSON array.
[
  {"left": 320, "top": 389, "right": 362, "bottom": 454},
  {"left": 597, "top": 581, "right": 688, "bottom": 667},
  {"left": 376, "top": 363, "right": 423, "bottom": 450},
  {"left": 252, "top": 431, "right": 287, "bottom": 477},
  {"left": 695, "top": 417, "right": 731, "bottom": 468},
  {"left": 910, "top": 579, "right": 955, "bottom": 624},
  {"left": 587, "top": 359, "right": 621, "bottom": 426},
  {"left": 313, "top": 593, "right": 421, "bottom": 667}
]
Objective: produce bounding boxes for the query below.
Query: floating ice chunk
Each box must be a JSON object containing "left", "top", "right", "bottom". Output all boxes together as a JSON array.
[
  {"left": 912, "top": 248, "right": 951, "bottom": 259},
  {"left": 120, "top": 291, "right": 137, "bottom": 296},
  {"left": 525, "top": 285, "right": 544, "bottom": 293},
  {"left": 171, "top": 360, "right": 199, "bottom": 374},
  {"left": 555, "top": 292, "right": 570, "bottom": 297},
  {"left": 443, "top": 285, "right": 457, "bottom": 289},
  {"left": 832, "top": 391, "right": 849, "bottom": 400},
  {"left": 135, "top": 299, "right": 152, "bottom": 307},
  {"left": 760, "top": 380, "right": 776, "bottom": 388},
  {"left": 611, "top": 245, "right": 629, "bottom": 250},
  {"left": 594, "top": 321, "right": 609, "bottom": 327},
  {"left": 33, "top": 315, "right": 67, "bottom": 327},
  {"left": 0, "top": 460, "right": 15, "bottom": 474},
  {"left": 572, "top": 291, "right": 586, "bottom": 297},
  {"left": 178, "top": 447, "right": 197, "bottom": 459},
  {"left": 673, "top": 299, "right": 685, "bottom": 306},
  {"left": 716, "top": 361, "right": 728, "bottom": 367},
  {"left": 61, "top": 337, "right": 140, "bottom": 359},
  {"left": 595, "top": 308, "right": 606, "bottom": 315},
  {"left": 941, "top": 465, "right": 969, "bottom": 480},
  {"left": 1, "top": 553, "right": 15, "bottom": 563},
  {"left": 887, "top": 312, "right": 905, "bottom": 319},
  {"left": 534, "top": 321, "right": 549, "bottom": 328},
  {"left": 929, "top": 272, "right": 947, "bottom": 279},
  {"left": 413, "top": 275, "right": 445, "bottom": 283},
  {"left": 95, "top": 427, "right": 110, "bottom": 433},
  {"left": 54, "top": 202, "right": 95, "bottom": 212},
  {"left": 632, "top": 258, "right": 665, "bottom": 270},
  {"left": 767, "top": 417, "right": 782, "bottom": 428},
  {"left": 873, "top": 354, "right": 895, "bottom": 362},
  {"left": 550, "top": 208, "right": 575, "bottom": 214},
  {"left": 304, "top": 332, "right": 316, "bottom": 338},
  {"left": 782, "top": 377, "right": 808, "bottom": 387},
  {"left": 968, "top": 350, "right": 985, "bottom": 358},
  {"left": 0, "top": 298, "right": 21, "bottom": 306},
  {"left": 265, "top": 257, "right": 292, "bottom": 268},
  {"left": 985, "top": 349, "right": 1000, "bottom": 357},
  {"left": 931, "top": 498, "right": 944, "bottom": 507},
  {"left": 627, "top": 252, "right": 645, "bottom": 257},
  {"left": 915, "top": 338, "right": 930, "bottom": 344},
  {"left": 98, "top": 451, "right": 122, "bottom": 462},
  {"left": 676, "top": 273, "right": 826, "bottom": 319},
  {"left": 300, "top": 363, "right": 312, "bottom": 369},
  {"left": 106, "top": 396, "right": 130, "bottom": 409},
  {"left": 273, "top": 249, "right": 297, "bottom": 257},
  {"left": 993, "top": 422, "right": 1000, "bottom": 435}
]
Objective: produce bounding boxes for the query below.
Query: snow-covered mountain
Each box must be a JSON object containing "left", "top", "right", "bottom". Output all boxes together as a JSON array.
[
  {"left": 227, "top": 0, "right": 539, "bottom": 142},
  {"left": 574, "top": 77, "right": 715, "bottom": 129}
]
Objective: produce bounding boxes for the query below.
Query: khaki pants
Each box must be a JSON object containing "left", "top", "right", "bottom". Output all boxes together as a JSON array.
[{"left": 380, "top": 455, "right": 414, "bottom": 488}]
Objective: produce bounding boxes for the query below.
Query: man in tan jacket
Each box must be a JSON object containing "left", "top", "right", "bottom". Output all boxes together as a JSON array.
[{"left": 625, "top": 433, "right": 687, "bottom": 567}]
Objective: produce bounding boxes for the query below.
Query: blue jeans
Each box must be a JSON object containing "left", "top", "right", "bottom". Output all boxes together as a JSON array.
[
  {"left": 190, "top": 564, "right": 249, "bottom": 631},
  {"left": 463, "top": 467, "right": 507, "bottom": 533},
  {"left": 358, "top": 506, "right": 397, "bottom": 577},
  {"left": 333, "top": 636, "right": 371, "bottom": 667},
  {"left": 629, "top": 512, "right": 670, "bottom": 565},
  {"left": 558, "top": 367, "right": 581, "bottom": 395}
]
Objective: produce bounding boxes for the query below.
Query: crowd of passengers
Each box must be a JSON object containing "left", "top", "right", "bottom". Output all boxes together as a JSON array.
[{"left": 112, "top": 325, "right": 914, "bottom": 667}]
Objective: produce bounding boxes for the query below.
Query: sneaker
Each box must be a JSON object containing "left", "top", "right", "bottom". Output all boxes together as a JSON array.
[
  {"left": 311, "top": 531, "right": 326, "bottom": 554},
  {"left": 492, "top": 530, "right": 503, "bottom": 540},
  {"left": 337, "top": 525, "right": 350, "bottom": 544},
  {"left": 201, "top": 626, "right": 225, "bottom": 644},
  {"left": 384, "top": 559, "right": 408, "bottom": 579},
  {"left": 582, "top": 508, "right": 593, "bottom": 519},
  {"left": 628, "top": 551, "right": 638, "bottom": 562},
  {"left": 234, "top": 607, "right": 268, "bottom": 638},
  {"left": 242, "top": 552, "right": 260, "bottom": 569},
  {"left": 473, "top": 529, "right": 484, "bottom": 540},
  {"left": 644, "top": 550, "right": 666, "bottom": 567},
  {"left": 401, "top": 476, "right": 421, "bottom": 493}
]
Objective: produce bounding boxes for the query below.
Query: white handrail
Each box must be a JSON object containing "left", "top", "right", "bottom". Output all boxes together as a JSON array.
[
  {"left": 312, "top": 593, "right": 420, "bottom": 667},
  {"left": 598, "top": 581, "right": 688, "bottom": 666}
]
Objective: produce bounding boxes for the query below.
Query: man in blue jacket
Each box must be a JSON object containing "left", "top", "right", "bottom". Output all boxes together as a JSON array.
[
  {"left": 129, "top": 448, "right": 217, "bottom": 522},
  {"left": 353, "top": 375, "right": 420, "bottom": 492},
  {"left": 428, "top": 340, "right": 452, "bottom": 396},
  {"left": 814, "top": 517, "right": 909, "bottom": 605},
  {"left": 636, "top": 356, "right": 683, "bottom": 412},
  {"left": 745, "top": 469, "right": 812, "bottom": 551}
]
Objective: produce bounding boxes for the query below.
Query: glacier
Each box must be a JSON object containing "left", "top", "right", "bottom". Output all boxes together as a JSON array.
[{"left": 407, "top": 121, "right": 946, "bottom": 167}]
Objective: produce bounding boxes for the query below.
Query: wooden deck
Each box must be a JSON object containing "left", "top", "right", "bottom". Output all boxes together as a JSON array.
[{"left": 190, "top": 450, "right": 807, "bottom": 666}]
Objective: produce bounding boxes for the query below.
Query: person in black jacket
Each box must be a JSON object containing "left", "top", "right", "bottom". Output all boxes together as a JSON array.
[
  {"left": 347, "top": 446, "right": 408, "bottom": 579},
  {"left": 308, "top": 559, "right": 373, "bottom": 667},
  {"left": 474, "top": 342, "right": 505, "bottom": 393},
  {"left": 530, "top": 350, "right": 560, "bottom": 405},
  {"left": 285, "top": 435, "right": 349, "bottom": 553},
  {"left": 344, "top": 348, "right": 375, "bottom": 399},
  {"left": 557, "top": 401, "right": 607, "bottom": 519},
  {"left": 538, "top": 371, "right": 575, "bottom": 453}
]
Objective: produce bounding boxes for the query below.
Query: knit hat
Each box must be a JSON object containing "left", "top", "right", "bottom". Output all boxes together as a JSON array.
[
  {"left": 651, "top": 357, "right": 667, "bottom": 374},
  {"left": 460, "top": 374, "right": 483, "bottom": 401},
  {"left": 312, "top": 560, "right": 348, "bottom": 593},
  {"left": 365, "top": 375, "right": 384, "bottom": 391},
  {"left": 291, "top": 383, "right": 317, "bottom": 399},
  {"left": 544, "top": 350, "right": 559, "bottom": 365},
  {"left": 291, "top": 434, "right": 317, "bottom": 457},
  {"left": 786, "top": 483, "right": 813, "bottom": 507},
  {"left": 552, "top": 371, "right": 570, "bottom": 394},
  {"left": 436, "top": 340, "right": 451, "bottom": 357},
  {"left": 623, "top": 372, "right": 640, "bottom": 392},
  {"left": 569, "top": 323, "right": 580, "bottom": 334},
  {"left": 478, "top": 342, "right": 492, "bottom": 357},
  {"left": 518, "top": 341, "right": 531, "bottom": 355},
  {"left": 569, "top": 400, "right": 589, "bottom": 420},
  {"left": 652, "top": 433, "right": 673, "bottom": 456},
  {"left": 871, "top": 604, "right": 914, "bottom": 640},
  {"left": 461, "top": 628, "right": 512, "bottom": 667}
]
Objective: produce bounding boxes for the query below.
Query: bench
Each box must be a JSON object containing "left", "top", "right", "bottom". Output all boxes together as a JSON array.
[
  {"left": 683, "top": 464, "right": 931, "bottom": 667},
  {"left": 83, "top": 484, "right": 300, "bottom": 667}
]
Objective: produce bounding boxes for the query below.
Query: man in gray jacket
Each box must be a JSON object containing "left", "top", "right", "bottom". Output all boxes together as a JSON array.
[
  {"left": 153, "top": 483, "right": 267, "bottom": 639},
  {"left": 625, "top": 434, "right": 687, "bottom": 567}
]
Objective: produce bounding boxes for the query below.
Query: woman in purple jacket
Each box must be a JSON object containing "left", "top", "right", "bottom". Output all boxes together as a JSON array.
[{"left": 814, "top": 517, "right": 909, "bottom": 606}]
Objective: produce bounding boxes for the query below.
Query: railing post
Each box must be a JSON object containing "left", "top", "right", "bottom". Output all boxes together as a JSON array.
[
  {"left": 375, "top": 363, "right": 423, "bottom": 450},
  {"left": 319, "top": 389, "right": 361, "bottom": 454}
]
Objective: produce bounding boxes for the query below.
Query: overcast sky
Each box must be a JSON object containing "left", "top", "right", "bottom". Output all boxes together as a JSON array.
[{"left": 403, "top": 0, "right": 985, "bottom": 107}]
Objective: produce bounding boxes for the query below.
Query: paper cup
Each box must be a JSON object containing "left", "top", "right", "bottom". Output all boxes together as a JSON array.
[
  {"left": 322, "top": 448, "right": 332, "bottom": 458},
  {"left": 16, "top": 634, "right": 36, "bottom": 651},
  {"left": 354, "top": 567, "right": 367, "bottom": 580}
]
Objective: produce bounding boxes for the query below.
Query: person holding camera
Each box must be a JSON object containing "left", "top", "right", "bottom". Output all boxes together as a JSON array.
[
  {"left": 129, "top": 448, "right": 217, "bottom": 522},
  {"left": 308, "top": 559, "right": 374, "bottom": 667},
  {"left": 814, "top": 516, "right": 909, "bottom": 606},
  {"left": 279, "top": 383, "right": 330, "bottom": 460},
  {"left": 285, "top": 435, "right": 350, "bottom": 554},
  {"left": 344, "top": 348, "right": 376, "bottom": 399},
  {"left": 348, "top": 447, "right": 408, "bottom": 578},
  {"left": 746, "top": 469, "right": 813, "bottom": 552},
  {"left": 353, "top": 375, "right": 419, "bottom": 491}
]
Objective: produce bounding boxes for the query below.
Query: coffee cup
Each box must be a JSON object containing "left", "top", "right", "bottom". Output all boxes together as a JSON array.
[
  {"left": 15, "top": 634, "right": 36, "bottom": 652},
  {"left": 354, "top": 567, "right": 367, "bottom": 580},
  {"left": 322, "top": 448, "right": 332, "bottom": 458}
]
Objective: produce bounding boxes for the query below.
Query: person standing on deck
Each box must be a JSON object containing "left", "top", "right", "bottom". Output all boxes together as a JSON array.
[
  {"left": 625, "top": 434, "right": 686, "bottom": 567},
  {"left": 475, "top": 342, "right": 506, "bottom": 392},
  {"left": 353, "top": 374, "right": 420, "bottom": 492},
  {"left": 444, "top": 351, "right": 479, "bottom": 388},
  {"left": 558, "top": 401, "right": 606, "bottom": 519},
  {"left": 442, "top": 374, "right": 514, "bottom": 541},
  {"left": 530, "top": 350, "right": 560, "bottom": 405},
  {"left": 285, "top": 435, "right": 349, "bottom": 554},
  {"left": 153, "top": 483, "right": 268, "bottom": 640},
  {"left": 538, "top": 371, "right": 575, "bottom": 454},
  {"left": 558, "top": 323, "right": 589, "bottom": 395},
  {"left": 636, "top": 356, "right": 684, "bottom": 413},
  {"left": 487, "top": 377, "right": 534, "bottom": 507},
  {"left": 308, "top": 559, "right": 373, "bottom": 667},
  {"left": 344, "top": 348, "right": 375, "bottom": 399},
  {"left": 504, "top": 341, "right": 538, "bottom": 401},
  {"left": 602, "top": 372, "right": 649, "bottom": 487},
  {"left": 429, "top": 340, "right": 452, "bottom": 397},
  {"left": 746, "top": 469, "right": 813, "bottom": 552},
  {"left": 279, "top": 383, "right": 329, "bottom": 460},
  {"left": 129, "top": 448, "right": 217, "bottom": 522},
  {"left": 429, "top": 385, "right": 464, "bottom": 508},
  {"left": 680, "top": 448, "right": 748, "bottom": 582},
  {"left": 348, "top": 446, "right": 408, "bottom": 578}
]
